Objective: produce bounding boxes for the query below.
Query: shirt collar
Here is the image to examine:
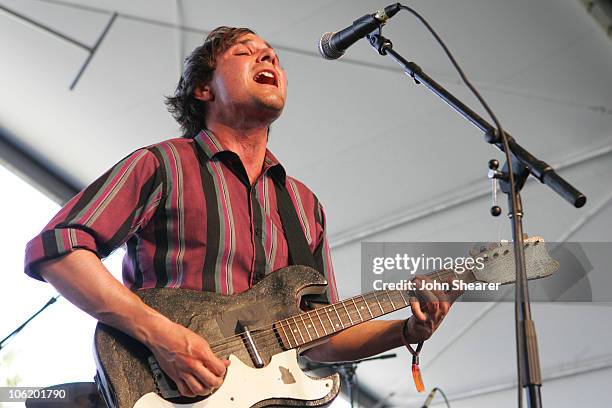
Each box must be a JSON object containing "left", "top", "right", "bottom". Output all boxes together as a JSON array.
[{"left": 194, "top": 129, "right": 286, "bottom": 184}]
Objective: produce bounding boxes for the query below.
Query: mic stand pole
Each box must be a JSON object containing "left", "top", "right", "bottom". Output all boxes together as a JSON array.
[
  {"left": 339, "top": 362, "right": 358, "bottom": 408},
  {"left": 365, "top": 33, "right": 586, "bottom": 408}
]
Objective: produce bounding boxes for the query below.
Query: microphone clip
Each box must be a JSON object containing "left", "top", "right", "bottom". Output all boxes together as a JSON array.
[{"left": 367, "top": 33, "right": 393, "bottom": 56}]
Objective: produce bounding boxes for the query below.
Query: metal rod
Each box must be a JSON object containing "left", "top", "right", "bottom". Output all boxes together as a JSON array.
[
  {"left": 381, "top": 44, "right": 585, "bottom": 209},
  {"left": 0, "top": 3, "right": 90, "bottom": 50},
  {"left": 69, "top": 12, "right": 117, "bottom": 90},
  {"left": 0, "top": 295, "right": 61, "bottom": 351}
]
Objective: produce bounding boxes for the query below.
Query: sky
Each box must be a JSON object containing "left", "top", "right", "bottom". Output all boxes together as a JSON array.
[{"left": 0, "top": 163, "right": 351, "bottom": 406}]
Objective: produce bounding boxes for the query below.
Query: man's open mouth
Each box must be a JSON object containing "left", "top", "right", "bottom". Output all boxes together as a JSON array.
[{"left": 253, "top": 70, "right": 277, "bottom": 86}]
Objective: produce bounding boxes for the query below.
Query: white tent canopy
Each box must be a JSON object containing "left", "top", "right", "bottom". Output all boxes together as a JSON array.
[{"left": 1, "top": 0, "right": 611, "bottom": 406}]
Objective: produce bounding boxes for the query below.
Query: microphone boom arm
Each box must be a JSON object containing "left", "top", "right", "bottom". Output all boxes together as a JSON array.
[{"left": 366, "top": 33, "right": 586, "bottom": 208}]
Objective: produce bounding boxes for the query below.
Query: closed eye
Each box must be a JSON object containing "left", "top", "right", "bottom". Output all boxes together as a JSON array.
[{"left": 234, "top": 45, "right": 251, "bottom": 56}]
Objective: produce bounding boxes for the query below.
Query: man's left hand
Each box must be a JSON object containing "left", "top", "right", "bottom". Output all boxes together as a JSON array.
[{"left": 403, "top": 274, "right": 463, "bottom": 343}]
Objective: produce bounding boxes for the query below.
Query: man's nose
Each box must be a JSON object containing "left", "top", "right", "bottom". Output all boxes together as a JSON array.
[{"left": 257, "top": 48, "right": 278, "bottom": 65}]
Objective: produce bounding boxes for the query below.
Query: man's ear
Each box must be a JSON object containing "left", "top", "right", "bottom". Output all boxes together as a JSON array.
[{"left": 194, "top": 85, "right": 214, "bottom": 102}]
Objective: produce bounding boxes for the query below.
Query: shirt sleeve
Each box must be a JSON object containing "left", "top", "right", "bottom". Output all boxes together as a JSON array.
[
  {"left": 312, "top": 199, "right": 339, "bottom": 304},
  {"left": 24, "top": 149, "right": 163, "bottom": 281}
]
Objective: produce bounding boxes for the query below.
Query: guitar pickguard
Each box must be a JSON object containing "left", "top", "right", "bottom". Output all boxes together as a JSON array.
[{"left": 133, "top": 350, "right": 338, "bottom": 408}]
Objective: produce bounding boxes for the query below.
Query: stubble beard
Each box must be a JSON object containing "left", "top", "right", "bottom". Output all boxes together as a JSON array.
[{"left": 250, "top": 92, "right": 284, "bottom": 124}]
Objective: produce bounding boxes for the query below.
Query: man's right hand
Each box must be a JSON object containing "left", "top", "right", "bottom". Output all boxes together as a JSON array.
[
  {"left": 146, "top": 322, "right": 230, "bottom": 397},
  {"left": 37, "top": 250, "right": 230, "bottom": 398}
]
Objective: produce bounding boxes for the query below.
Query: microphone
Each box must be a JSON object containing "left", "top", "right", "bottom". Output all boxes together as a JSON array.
[
  {"left": 420, "top": 387, "right": 438, "bottom": 408},
  {"left": 318, "top": 3, "right": 401, "bottom": 60}
]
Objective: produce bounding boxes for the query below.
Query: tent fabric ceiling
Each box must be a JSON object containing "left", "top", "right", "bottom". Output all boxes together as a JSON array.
[{"left": 1, "top": 0, "right": 611, "bottom": 406}]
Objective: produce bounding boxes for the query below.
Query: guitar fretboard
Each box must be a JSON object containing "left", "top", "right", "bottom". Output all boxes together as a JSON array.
[{"left": 274, "top": 268, "right": 465, "bottom": 349}]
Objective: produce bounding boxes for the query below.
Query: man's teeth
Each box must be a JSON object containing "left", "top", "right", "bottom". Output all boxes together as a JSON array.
[{"left": 255, "top": 71, "right": 275, "bottom": 83}]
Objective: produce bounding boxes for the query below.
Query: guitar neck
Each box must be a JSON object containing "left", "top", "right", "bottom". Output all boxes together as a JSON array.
[{"left": 275, "top": 268, "right": 475, "bottom": 350}]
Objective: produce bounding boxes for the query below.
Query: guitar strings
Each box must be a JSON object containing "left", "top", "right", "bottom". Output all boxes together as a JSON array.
[
  {"left": 208, "top": 290, "right": 421, "bottom": 359},
  {"left": 209, "top": 300, "right": 404, "bottom": 358},
  {"left": 208, "top": 256, "right": 542, "bottom": 359},
  {"left": 206, "top": 297, "right": 399, "bottom": 358},
  {"left": 203, "top": 246, "right": 530, "bottom": 358},
  {"left": 215, "top": 296, "right": 399, "bottom": 354},
  {"left": 207, "top": 292, "right": 459, "bottom": 360},
  {"left": 207, "top": 269, "right": 459, "bottom": 353},
  {"left": 207, "top": 287, "right": 441, "bottom": 357},
  {"left": 207, "top": 269, "right": 460, "bottom": 356},
  {"left": 208, "top": 288, "right": 409, "bottom": 353}
]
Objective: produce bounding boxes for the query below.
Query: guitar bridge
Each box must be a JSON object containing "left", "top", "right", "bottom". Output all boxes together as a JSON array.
[{"left": 242, "top": 325, "right": 265, "bottom": 368}]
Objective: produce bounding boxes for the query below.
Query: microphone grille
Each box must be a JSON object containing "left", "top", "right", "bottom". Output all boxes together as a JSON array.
[{"left": 318, "top": 32, "right": 344, "bottom": 60}]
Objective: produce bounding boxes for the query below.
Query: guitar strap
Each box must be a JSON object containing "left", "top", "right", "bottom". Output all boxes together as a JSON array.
[
  {"left": 273, "top": 179, "right": 317, "bottom": 270},
  {"left": 273, "top": 179, "right": 332, "bottom": 308}
]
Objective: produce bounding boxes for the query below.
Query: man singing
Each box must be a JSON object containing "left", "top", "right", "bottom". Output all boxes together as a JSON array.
[{"left": 24, "top": 27, "right": 455, "bottom": 399}]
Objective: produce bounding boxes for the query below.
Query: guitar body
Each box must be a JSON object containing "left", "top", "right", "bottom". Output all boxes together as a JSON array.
[{"left": 94, "top": 266, "right": 340, "bottom": 408}]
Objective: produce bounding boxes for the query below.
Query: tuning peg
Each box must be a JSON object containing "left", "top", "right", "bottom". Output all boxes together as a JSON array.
[
  {"left": 470, "top": 244, "right": 484, "bottom": 256},
  {"left": 487, "top": 242, "right": 500, "bottom": 251}
]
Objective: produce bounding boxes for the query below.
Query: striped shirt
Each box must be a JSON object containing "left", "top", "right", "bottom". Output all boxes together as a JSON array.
[{"left": 24, "top": 130, "right": 338, "bottom": 303}]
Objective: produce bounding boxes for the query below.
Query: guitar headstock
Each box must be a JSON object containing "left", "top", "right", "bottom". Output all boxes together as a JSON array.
[{"left": 470, "top": 236, "right": 559, "bottom": 285}]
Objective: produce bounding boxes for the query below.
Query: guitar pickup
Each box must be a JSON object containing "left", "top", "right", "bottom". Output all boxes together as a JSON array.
[{"left": 242, "top": 325, "right": 265, "bottom": 368}]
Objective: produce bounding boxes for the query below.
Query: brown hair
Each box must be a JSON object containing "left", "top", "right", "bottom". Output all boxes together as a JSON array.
[{"left": 165, "top": 26, "right": 255, "bottom": 138}]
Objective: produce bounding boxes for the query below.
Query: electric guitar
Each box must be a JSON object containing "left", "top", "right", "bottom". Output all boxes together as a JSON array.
[{"left": 93, "top": 237, "right": 559, "bottom": 408}]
